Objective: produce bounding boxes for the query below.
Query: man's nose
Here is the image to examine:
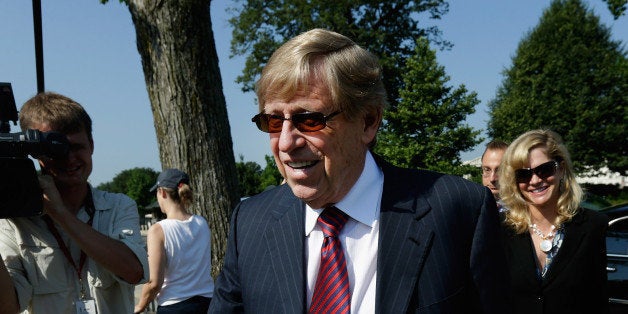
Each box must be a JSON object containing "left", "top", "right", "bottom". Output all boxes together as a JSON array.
[
  {"left": 277, "top": 120, "right": 305, "bottom": 152},
  {"left": 489, "top": 171, "right": 499, "bottom": 181}
]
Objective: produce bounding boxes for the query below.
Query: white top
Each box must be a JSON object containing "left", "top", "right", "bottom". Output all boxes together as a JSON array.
[
  {"left": 157, "top": 215, "right": 214, "bottom": 306},
  {"left": 305, "top": 151, "right": 384, "bottom": 314}
]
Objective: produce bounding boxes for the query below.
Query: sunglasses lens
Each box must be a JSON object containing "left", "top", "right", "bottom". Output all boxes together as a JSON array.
[
  {"left": 252, "top": 114, "right": 282, "bottom": 133},
  {"left": 252, "top": 111, "right": 340, "bottom": 133},
  {"left": 515, "top": 161, "right": 557, "bottom": 183},
  {"left": 515, "top": 169, "right": 533, "bottom": 183},
  {"left": 535, "top": 161, "right": 557, "bottom": 179},
  {"left": 266, "top": 116, "right": 284, "bottom": 133},
  {"left": 293, "top": 112, "right": 326, "bottom": 132},
  {"left": 252, "top": 114, "right": 266, "bottom": 132}
]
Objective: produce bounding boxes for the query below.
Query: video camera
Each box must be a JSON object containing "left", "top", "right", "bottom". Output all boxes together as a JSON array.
[{"left": 0, "top": 82, "right": 69, "bottom": 218}]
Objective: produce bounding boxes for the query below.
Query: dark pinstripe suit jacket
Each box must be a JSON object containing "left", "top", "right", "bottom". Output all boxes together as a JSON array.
[{"left": 210, "top": 158, "right": 511, "bottom": 313}]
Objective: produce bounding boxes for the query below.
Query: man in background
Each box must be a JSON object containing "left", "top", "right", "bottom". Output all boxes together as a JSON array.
[{"left": 481, "top": 140, "right": 509, "bottom": 211}]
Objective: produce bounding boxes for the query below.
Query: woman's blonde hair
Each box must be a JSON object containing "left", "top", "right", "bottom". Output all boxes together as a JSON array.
[{"left": 499, "top": 129, "right": 582, "bottom": 233}]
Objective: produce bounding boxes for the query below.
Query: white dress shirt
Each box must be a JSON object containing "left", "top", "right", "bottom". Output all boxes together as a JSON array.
[{"left": 305, "top": 151, "right": 384, "bottom": 313}]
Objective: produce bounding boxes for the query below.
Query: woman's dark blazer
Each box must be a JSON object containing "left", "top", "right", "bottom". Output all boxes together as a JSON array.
[{"left": 501, "top": 208, "right": 609, "bottom": 314}]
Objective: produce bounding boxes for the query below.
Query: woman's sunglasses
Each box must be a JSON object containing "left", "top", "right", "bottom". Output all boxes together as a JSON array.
[
  {"left": 251, "top": 111, "right": 342, "bottom": 133},
  {"left": 514, "top": 160, "right": 559, "bottom": 183}
]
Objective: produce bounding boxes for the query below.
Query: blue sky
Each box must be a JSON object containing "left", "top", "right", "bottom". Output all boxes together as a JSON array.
[{"left": 1, "top": 0, "right": 626, "bottom": 185}]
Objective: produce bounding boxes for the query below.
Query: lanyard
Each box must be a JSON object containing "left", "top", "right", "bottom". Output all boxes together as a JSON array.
[{"left": 43, "top": 187, "right": 95, "bottom": 299}]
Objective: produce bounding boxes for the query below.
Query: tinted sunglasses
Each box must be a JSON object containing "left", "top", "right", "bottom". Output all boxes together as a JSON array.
[
  {"left": 251, "top": 111, "right": 342, "bottom": 133},
  {"left": 514, "top": 160, "right": 558, "bottom": 183}
]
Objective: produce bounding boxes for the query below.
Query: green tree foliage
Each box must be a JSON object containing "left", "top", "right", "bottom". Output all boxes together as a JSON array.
[
  {"left": 487, "top": 0, "right": 627, "bottom": 174},
  {"left": 259, "top": 155, "right": 284, "bottom": 190},
  {"left": 236, "top": 155, "right": 262, "bottom": 197},
  {"left": 602, "top": 0, "right": 627, "bottom": 18},
  {"left": 374, "top": 38, "right": 482, "bottom": 176},
  {"left": 229, "top": 0, "right": 451, "bottom": 107},
  {"left": 96, "top": 167, "right": 158, "bottom": 212},
  {"left": 236, "top": 155, "right": 284, "bottom": 197}
]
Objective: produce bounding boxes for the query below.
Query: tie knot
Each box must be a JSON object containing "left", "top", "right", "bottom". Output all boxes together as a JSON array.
[{"left": 318, "top": 207, "right": 348, "bottom": 238}]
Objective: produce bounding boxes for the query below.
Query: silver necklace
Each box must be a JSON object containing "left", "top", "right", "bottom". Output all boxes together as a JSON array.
[{"left": 530, "top": 224, "right": 556, "bottom": 253}]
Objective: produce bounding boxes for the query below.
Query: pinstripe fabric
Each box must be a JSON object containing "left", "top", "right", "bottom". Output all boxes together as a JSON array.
[
  {"left": 309, "top": 207, "right": 350, "bottom": 314},
  {"left": 374, "top": 158, "right": 510, "bottom": 313}
]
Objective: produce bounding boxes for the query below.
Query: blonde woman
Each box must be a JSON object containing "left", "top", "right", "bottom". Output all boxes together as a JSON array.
[
  {"left": 499, "top": 129, "right": 608, "bottom": 313},
  {"left": 134, "top": 169, "right": 213, "bottom": 313}
]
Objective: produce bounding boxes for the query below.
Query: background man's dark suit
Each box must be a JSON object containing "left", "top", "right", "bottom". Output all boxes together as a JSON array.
[{"left": 211, "top": 158, "right": 510, "bottom": 313}]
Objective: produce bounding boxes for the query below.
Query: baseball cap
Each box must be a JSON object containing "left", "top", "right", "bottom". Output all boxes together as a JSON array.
[{"left": 150, "top": 168, "right": 190, "bottom": 192}]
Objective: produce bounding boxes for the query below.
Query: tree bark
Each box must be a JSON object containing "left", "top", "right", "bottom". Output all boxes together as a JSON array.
[{"left": 127, "top": 0, "right": 238, "bottom": 276}]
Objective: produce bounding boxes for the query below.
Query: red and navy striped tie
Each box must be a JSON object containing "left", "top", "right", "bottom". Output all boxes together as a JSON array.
[{"left": 309, "top": 206, "right": 351, "bottom": 314}]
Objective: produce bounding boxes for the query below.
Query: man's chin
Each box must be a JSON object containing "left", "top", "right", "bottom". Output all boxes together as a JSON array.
[{"left": 288, "top": 183, "right": 320, "bottom": 202}]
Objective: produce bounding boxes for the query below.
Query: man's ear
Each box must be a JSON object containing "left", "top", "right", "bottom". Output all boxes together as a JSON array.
[
  {"left": 362, "top": 107, "right": 382, "bottom": 143},
  {"left": 364, "top": 107, "right": 382, "bottom": 131}
]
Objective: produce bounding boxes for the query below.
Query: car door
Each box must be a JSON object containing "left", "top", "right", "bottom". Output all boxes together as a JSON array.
[{"left": 607, "top": 215, "right": 628, "bottom": 313}]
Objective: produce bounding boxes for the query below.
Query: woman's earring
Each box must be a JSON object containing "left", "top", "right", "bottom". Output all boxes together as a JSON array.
[{"left": 559, "top": 178, "right": 565, "bottom": 193}]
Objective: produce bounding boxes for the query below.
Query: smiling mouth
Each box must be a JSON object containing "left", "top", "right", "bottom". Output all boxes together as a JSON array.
[
  {"left": 63, "top": 165, "right": 81, "bottom": 173},
  {"left": 531, "top": 186, "right": 548, "bottom": 193},
  {"left": 287, "top": 160, "right": 319, "bottom": 169}
]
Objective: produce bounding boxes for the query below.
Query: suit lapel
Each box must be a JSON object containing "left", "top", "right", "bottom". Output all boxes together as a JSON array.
[
  {"left": 542, "top": 213, "right": 586, "bottom": 287},
  {"left": 509, "top": 231, "right": 541, "bottom": 288},
  {"left": 376, "top": 161, "right": 434, "bottom": 313},
  {"left": 264, "top": 187, "right": 307, "bottom": 313}
]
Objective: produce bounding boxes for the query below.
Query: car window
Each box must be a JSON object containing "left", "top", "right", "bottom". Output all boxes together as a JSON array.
[{"left": 607, "top": 216, "right": 628, "bottom": 256}]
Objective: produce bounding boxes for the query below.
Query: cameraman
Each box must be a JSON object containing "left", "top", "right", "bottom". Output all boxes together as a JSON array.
[{"left": 0, "top": 92, "right": 148, "bottom": 313}]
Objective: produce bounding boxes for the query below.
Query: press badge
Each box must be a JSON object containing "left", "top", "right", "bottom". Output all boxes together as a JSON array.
[{"left": 75, "top": 298, "right": 97, "bottom": 314}]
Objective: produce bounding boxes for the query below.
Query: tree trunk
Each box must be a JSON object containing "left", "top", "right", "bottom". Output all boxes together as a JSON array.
[{"left": 127, "top": 0, "right": 238, "bottom": 276}]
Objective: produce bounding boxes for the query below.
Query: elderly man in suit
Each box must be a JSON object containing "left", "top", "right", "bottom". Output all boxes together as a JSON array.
[{"left": 210, "top": 28, "right": 510, "bottom": 314}]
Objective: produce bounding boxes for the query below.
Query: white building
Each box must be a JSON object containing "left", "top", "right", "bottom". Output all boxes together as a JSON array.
[{"left": 577, "top": 166, "right": 626, "bottom": 188}]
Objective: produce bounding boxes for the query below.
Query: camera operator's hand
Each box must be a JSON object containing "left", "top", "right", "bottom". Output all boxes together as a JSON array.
[
  {"left": 38, "top": 174, "right": 67, "bottom": 219},
  {"left": 37, "top": 175, "right": 144, "bottom": 284}
]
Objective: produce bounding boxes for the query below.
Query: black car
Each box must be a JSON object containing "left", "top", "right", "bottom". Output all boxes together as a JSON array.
[
  {"left": 601, "top": 203, "right": 628, "bottom": 221},
  {"left": 600, "top": 203, "right": 628, "bottom": 312}
]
